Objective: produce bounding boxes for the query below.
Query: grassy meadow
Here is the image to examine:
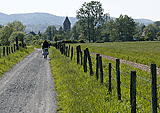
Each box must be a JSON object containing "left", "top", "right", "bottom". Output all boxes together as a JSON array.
[
  {"left": 49, "top": 45, "right": 160, "bottom": 112},
  {"left": 0, "top": 46, "right": 35, "bottom": 78},
  {"left": 69, "top": 41, "right": 160, "bottom": 68}
]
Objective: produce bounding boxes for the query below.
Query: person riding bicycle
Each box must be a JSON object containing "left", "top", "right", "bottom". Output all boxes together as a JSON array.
[{"left": 42, "top": 40, "right": 49, "bottom": 55}]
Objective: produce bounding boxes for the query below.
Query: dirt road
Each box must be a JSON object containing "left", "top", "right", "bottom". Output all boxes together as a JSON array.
[
  {"left": 0, "top": 49, "right": 58, "bottom": 113},
  {"left": 90, "top": 52, "right": 160, "bottom": 75}
]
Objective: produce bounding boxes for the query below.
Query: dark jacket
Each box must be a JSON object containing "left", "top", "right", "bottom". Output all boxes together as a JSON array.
[{"left": 42, "top": 41, "right": 49, "bottom": 48}]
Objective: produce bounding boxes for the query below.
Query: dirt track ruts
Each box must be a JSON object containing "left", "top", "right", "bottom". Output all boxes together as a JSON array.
[
  {"left": 0, "top": 49, "right": 58, "bottom": 113},
  {"left": 90, "top": 52, "right": 160, "bottom": 75}
]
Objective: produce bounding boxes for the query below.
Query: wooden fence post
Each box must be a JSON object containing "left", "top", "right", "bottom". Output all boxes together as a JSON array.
[
  {"left": 86, "top": 48, "right": 93, "bottom": 75},
  {"left": 71, "top": 46, "right": 73, "bottom": 60},
  {"left": 22, "top": 38, "right": 24, "bottom": 48},
  {"left": 60, "top": 43, "right": 63, "bottom": 54},
  {"left": 59, "top": 43, "right": 61, "bottom": 50},
  {"left": 60, "top": 44, "right": 62, "bottom": 54},
  {"left": 9, "top": 47, "right": 10, "bottom": 54},
  {"left": 99, "top": 56, "right": 103, "bottom": 83},
  {"left": 66, "top": 46, "right": 68, "bottom": 56},
  {"left": 14, "top": 44, "right": 16, "bottom": 52},
  {"left": 16, "top": 37, "right": 19, "bottom": 50},
  {"left": 58, "top": 42, "right": 61, "bottom": 50},
  {"left": 96, "top": 54, "right": 100, "bottom": 80},
  {"left": 78, "top": 45, "right": 82, "bottom": 65},
  {"left": 68, "top": 45, "right": 70, "bottom": 57},
  {"left": 6, "top": 47, "right": 9, "bottom": 55},
  {"left": 3, "top": 47, "right": 5, "bottom": 56},
  {"left": 0, "top": 48, "right": 1, "bottom": 58},
  {"left": 151, "top": 63, "right": 157, "bottom": 113},
  {"left": 109, "top": 63, "right": 112, "bottom": 93},
  {"left": 11, "top": 47, "right": 13, "bottom": 53},
  {"left": 83, "top": 49, "right": 87, "bottom": 72},
  {"left": 55, "top": 42, "right": 57, "bottom": 49},
  {"left": 130, "top": 70, "right": 136, "bottom": 113},
  {"left": 116, "top": 59, "right": 121, "bottom": 100},
  {"left": 63, "top": 43, "right": 66, "bottom": 55},
  {"left": 76, "top": 46, "right": 79, "bottom": 64},
  {"left": 80, "top": 51, "right": 83, "bottom": 65}
]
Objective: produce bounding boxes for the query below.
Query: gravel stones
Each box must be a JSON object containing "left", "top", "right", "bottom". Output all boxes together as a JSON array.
[{"left": 0, "top": 50, "right": 58, "bottom": 113}]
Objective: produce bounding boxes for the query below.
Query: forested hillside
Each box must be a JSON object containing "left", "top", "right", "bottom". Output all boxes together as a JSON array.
[{"left": 0, "top": 12, "right": 154, "bottom": 33}]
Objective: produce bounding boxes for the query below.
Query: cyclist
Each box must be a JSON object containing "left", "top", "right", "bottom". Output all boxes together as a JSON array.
[{"left": 42, "top": 40, "right": 49, "bottom": 55}]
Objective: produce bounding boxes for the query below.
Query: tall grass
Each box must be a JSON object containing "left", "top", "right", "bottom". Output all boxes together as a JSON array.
[
  {"left": 50, "top": 47, "right": 160, "bottom": 112},
  {"left": 0, "top": 46, "right": 34, "bottom": 78},
  {"left": 69, "top": 41, "right": 160, "bottom": 68}
]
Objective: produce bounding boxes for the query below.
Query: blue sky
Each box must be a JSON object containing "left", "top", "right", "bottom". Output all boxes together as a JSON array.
[{"left": 0, "top": 0, "right": 160, "bottom": 21}]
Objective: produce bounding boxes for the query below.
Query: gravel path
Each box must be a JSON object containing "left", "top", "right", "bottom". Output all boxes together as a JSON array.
[
  {"left": 0, "top": 49, "right": 58, "bottom": 113},
  {"left": 90, "top": 52, "right": 160, "bottom": 75}
]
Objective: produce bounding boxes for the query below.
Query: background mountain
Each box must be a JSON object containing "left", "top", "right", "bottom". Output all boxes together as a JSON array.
[
  {"left": 0, "top": 12, "right": 77, "bottom": 33},
  {"left": 0, "top": 12, "right": 155, "bottom": 33}
]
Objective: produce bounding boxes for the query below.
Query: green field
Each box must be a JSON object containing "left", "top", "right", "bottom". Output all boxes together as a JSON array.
[
  {"left": 69, "top": 41, "right": 160, "bottom": 68},
  {"left": 0, "top": 46, "right": 35, "bottom": 78},
  {"left": 49, "top": 45, "right": 160, "bottom": 112}
]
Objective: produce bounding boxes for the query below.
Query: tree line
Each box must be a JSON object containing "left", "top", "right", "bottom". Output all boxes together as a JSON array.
[
  {"left": 50, "top": 1, "right": 160, "bottom": 42},
  {"left": 1, "top": 1, "right": 160, "bottom": 46},
  {"left": 0, "top": 21, "right": 26, "bottom": 46},
  {"left": 73, "top": 1, "right": 160, "bottom": 42}
]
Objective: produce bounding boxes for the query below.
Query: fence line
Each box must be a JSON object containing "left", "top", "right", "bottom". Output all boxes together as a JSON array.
[
  {"left": 55, "top": 43, "right": 158, "bottom": 113},
  {"left": 0, "top": 37, "right": 25, "bottom": 58}
]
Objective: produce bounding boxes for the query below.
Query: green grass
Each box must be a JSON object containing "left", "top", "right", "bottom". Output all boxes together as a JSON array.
[
  {"left": 69, "top": 41, "right": 160, "bottom": 68},
  {"left": 49, "top": 46, "right": 160, "bottom": 112},
  {"left": 0, "top": 46, "right": 35, "bottom": 78}
]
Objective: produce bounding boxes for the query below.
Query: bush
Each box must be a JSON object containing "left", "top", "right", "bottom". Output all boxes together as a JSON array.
[
  {"left": 95, "top": 40, "right": 104, "bottom": 43},
  {"left": 60, "top": 40, "right": 78, "bottom": 43},
  {"left": 79, "top": 39, "right": 85, "bottom": 43}
]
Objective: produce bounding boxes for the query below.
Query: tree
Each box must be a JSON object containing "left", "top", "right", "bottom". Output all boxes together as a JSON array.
[
  {"left": 54, "top": 35, "right": 58, "bottom": 42},
  {"left": 38, "top": 31, "right": 42, "bottom": 37},
  {"left": 72, "top": 22, "right": 80, "bottom": 40},
  {"left": 76, "top": 1, "right": 110, "bottom": 42},
  {"left": 156, "top": 31, "right": 160, "bottom": 38},
  {"left": 24, "top": 34, "right": 32, "bottom": 44},
  {"left": 0, "top": 25, "right": 12, "bottom": 45},
  {"left": 143, "top": 24, "right": 157, "bottom": 39},
  {"left": 106, "top": 15, "right": 136, "bottom": 42},
  {"left": 153, "top": 21, "right": 160, "bottom": 27},
  {"left": 58, "top": 26, "right": 63, "bottom": 35},
  {"left": 7, "top": 20, "right": 26, "bottom": 33},
  {"left": 45, "top": 25, "right": 57, "bottom": 40},
  {"left": 145, "top": 32, "right": 154, "bottom": 41},
  {"left": 156, "top": 31, "right": 160, "bottom": 40},
  {"left": 0, "top": 21, "right": 26, "bottom": 46},
  {"left": 78, "top": 34, "right": 86, "bottom": 40},
  {"left": 9, "top": 31, "right": 25, "bottom": 43},
  {"left": 64, "top": 30, "right": 71, "bottom": 40},
  {"left": 56, "top": 35, "right": 65, "bottom": 41},
  {"left": 105, "top": 19, "right": 115, "bottom": 40},
  {"left": 116, "top": 15, "right": 136, "bottom": 41},
  {"left": 135, "top": 23, "right": 146, "bottom": 40},
  {"left": 40, "top": 33, "right": 48, "bottom": 40},
  {"left": 53, "top": 35, "right": 65, "bottom": 41},
  {"left": 0, "top": 25, "right": 3, "bottom": 32},
  {"left": 35, "top": 34, "right": 40, "bottom": 40}
]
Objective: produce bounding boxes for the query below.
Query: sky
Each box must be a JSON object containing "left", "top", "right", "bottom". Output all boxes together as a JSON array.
[{"left": 0, "top": 0, "right": 160, "bottom": 21}]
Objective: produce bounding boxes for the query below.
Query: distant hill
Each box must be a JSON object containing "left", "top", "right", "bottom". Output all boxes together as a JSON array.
[
  {"left": 0, "top": 12, "right": 77, "bottom": 26},
  {"left": 0, "top": 12, "right": 155, "bottom": 33},
  {"left": 0, "top": 12, "right": 77, "bottom": 33},
  {"left": 134, "top": 18, "right": 154, "bottom": 25}
]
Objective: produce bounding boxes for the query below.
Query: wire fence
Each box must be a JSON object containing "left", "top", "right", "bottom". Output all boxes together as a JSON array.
[{"left": 55, "top": 43, "right": 159, "bottom": 113}]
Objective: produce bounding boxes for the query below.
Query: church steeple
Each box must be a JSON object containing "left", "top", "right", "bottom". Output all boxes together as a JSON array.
[{"left": 63, "top": 16, "right": 71, "bottom": 32}]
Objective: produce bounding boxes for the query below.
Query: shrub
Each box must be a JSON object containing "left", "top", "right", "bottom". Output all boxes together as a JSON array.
[
  {"left": 95, "top": 40, "right": 104, "bottom": 43},
  {"left": 79, "top": 39, "right": 85, "bottom": 43}
]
